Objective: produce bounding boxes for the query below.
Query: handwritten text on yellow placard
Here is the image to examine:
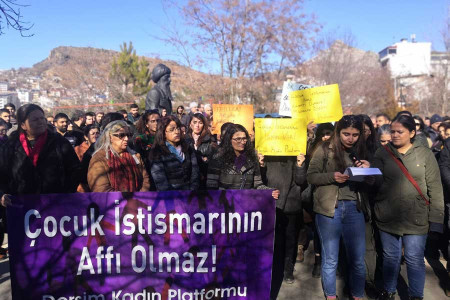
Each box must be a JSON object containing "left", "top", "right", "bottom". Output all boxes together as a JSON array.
[
  {"left": 212, "top": 104, "right": 254, "bottom": 135},
  {"left": 289, "top": 84, "right": 343, "bottom": 123},
  {"left": 255, "top": 118, "right": 307, "bottom": 156}
]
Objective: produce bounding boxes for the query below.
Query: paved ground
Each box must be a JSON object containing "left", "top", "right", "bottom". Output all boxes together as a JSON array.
[{"left": 0, "top": 237, "right": 449, "bottom": 300}]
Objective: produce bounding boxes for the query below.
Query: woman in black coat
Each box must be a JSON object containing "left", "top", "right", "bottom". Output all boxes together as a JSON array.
[
  {"left": 207, "top": 124, "right": 279, "bottom": 196},
  {"left": 0, "top": 104, "right": 81, "bottom": 206},
  {"left": 185, "top": 113, "right": 217, "bottom": 189},
  {"left": 149, "top": 115, "right": 199, "bottom": 191}
]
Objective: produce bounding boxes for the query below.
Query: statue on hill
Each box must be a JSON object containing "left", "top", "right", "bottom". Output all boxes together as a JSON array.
[{"left": 145, "top": 64, "right": 173, "bottom": 115}]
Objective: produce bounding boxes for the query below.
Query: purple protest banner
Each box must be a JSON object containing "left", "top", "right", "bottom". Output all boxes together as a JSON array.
[{"left": 7, "top": 190, "right": 275, "bottom": 300}]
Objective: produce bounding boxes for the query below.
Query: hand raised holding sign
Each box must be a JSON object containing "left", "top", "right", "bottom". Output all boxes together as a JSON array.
[{"left": 297, "top": 154, "right": 306, "bottom": 167}]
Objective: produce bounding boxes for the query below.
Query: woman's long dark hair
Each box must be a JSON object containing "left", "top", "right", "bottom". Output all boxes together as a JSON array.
[
  {"left": 216, "top": 124, "right": 257, "bottom": 166},
  {"left": 392, "top": 114, "right": 416, "bottom": 142},
  {"left": 327, "top": 115, "right": 367, "bottom": 172},
  {"left": 135, "top": 110, "right": 159, "bottom": 134},
  {"left": 358, "top": 114, "right": 378, "bottom": 155},
  {"left": 16, "top": 104, "right": 45, "bottom": 133},
  {"left": 413, "top": 115, "right": 425, "bottom": 132},
  {"left": 309, "top": 123, "right": 335, "bottom": 156},
  {"left": 187, "top": 113, "right": 211, "bottom": 147},
  {"left": 150, "top": 115, "right": 188, "bottom": 159}
]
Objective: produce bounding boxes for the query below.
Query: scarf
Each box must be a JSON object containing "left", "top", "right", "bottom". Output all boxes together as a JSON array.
[
  {"left": 19, "top": 130, "right": 48, "bottom": 167},
  {"left": 234, "top": 153, "right": 247, "bottom": 171},
  {"left": 166, "top": 141, "right": 185, "bottom": 162},
  {"left": 107, "top": 150, "right": 141, "bottom": 192}
]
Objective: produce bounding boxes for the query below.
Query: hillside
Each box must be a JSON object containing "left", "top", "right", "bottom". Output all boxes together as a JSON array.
[{"left": 7, "top": 46, "right": 224, "bottom": 103}]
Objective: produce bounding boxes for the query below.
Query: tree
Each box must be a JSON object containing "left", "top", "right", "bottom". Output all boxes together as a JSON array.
[
  {"left": 161, "top": 0, "right": 320, "bottom": 103},
  {"left": 0, "top": 0, "right": 33, "bottom": 36},
  {"left": 299, "top": 30, "right": 397, "bottom": 115},
  {"left": 110, "top": 42, "right": 152, "bottom": 98}
]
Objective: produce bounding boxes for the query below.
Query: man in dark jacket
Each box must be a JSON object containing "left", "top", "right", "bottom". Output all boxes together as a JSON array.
[
  {"left": 426, "top": 114, "right": 442, "bottom": 145},
  {"left": 71, "top": 110, "right": 85, "bottom": 133},
  {"left": 54, "top": 113, "right": 84, "bottom": 147}
]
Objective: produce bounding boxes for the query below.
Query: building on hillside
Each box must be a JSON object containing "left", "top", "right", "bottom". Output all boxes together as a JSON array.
[
  {"left": 31, "top": 89, "right": 40, "bottom": 102},
  {"left": 379, "top": 39, "right": 431, "bottom": 77},
  {"left": 0, "top": 92, "right": 19, "bottom": 109},
  {"left": 17, "top": 89, "right": 32, "bottom": 104},
  {"left": 379, "top": 37, "right": 449, "bottom": 111},
  {"left": 0, "top": 82, "right": 8, "bottom": 92}
]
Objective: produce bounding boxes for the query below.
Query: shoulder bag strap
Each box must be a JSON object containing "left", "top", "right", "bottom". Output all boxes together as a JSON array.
[{"left": 383, "top": 145, "right": 429, "bottom": 205}]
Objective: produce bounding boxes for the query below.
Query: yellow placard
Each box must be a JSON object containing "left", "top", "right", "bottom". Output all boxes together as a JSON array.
[
  {"left": 289, "top": 84, "right": 343, "bottom": 123},
  {"left": 212, "top": 104, "right": 254, "bottom": 135},
  {"left": 255, "top": 118, "right": 307, "bottom": 156}
]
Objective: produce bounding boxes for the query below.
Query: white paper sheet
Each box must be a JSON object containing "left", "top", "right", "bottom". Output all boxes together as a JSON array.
[{"left": 344, "top": 167, "right": 382, "bottom": 182}]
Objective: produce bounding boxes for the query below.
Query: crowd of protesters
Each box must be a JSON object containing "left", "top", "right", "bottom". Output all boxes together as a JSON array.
[{"left": 0, "top": 101, "right": 449, "bottom": 300}]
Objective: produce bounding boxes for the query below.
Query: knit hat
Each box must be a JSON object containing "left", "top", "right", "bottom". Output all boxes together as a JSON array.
[{"left": 430, "top": 114, "right": 442, "bottom": 125}]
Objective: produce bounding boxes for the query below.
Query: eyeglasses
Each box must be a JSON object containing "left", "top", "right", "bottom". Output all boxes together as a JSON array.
[
  {"left": 0, "top": 129, "right": 6, "bottom": 133},
  {"left": 232, "top": 137, "right": 248, "bottom": 143},
  {"left": 166, "top": 127, "right": 181, "bottom": 133},
  {"left": 112, "top": 133, "right": 132, "bottom": 139}
]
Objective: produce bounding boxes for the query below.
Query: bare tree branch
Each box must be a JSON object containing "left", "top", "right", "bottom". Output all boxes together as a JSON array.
[{"left": 0, "top": 0, "right": 34, "bottom": 36}]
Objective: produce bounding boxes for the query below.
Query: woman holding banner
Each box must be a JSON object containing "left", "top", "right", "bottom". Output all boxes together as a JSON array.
[
  {"left": 88, "top": 120, "right": 150, "bottom": 192},
  {"left": 0, "top": 103, "right": 81, "bottom": 206},
  {"left": 207, "top": 124, "right": 279, "bottom": 199},
  {"left": 149, "top": 115, "right": 200, "bottom": 191},
  {"left": 186, "top": 113, "right": 217, "bottom": 189},
  {"left": 307, "top": 115, "right": 370, "bottom": 300}
]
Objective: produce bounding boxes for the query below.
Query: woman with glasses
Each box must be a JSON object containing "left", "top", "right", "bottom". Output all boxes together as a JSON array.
[
  {"left": 149, "top": 115, "right": 199, "bottom": 191},
  {"left": 134, "top": 109, "right": 160, "bottom": 158},
  {"left": 186, "top": 113, "right": 217, "bottom": 189},
  {"left": 88, "top": 120, "right": 150, "bottom": 192},
  {"left": 207, "top": 124, "right": 279, "bottom": 198},
  {"left": 307, "top": 115, "right": 371, "bottom": 300}
]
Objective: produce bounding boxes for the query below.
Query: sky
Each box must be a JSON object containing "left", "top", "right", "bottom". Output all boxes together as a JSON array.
[{"left": 0, "top": 0, "right": 448, "bottom": 71}]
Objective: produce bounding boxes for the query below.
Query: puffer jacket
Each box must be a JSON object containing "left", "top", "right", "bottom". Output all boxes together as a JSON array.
[
  {"left": 207, "top": 152, "right": 270, "bottom": 190},
  {"left": 0, "top": 130, "right": 81, "bottom": 197},
  {"left": 371, "top": 141, "right": 444, "bottom": 236},
  {"left": 261, "top": 156, "right": 306, "bottom": 213},
  {"left": 150, "top": 145, "right": 199, "bottom": 191},
  {"left": 306, "top": 143, "right": 371, "bottom": 218}
]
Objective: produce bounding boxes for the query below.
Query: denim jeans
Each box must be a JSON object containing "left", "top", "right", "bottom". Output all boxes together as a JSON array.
[
  {"left": 379, "top": 230, "right": 427, "bottom": 297},
  {"left": 316, "top": 200, "right": 366, "bottom": 298}
]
